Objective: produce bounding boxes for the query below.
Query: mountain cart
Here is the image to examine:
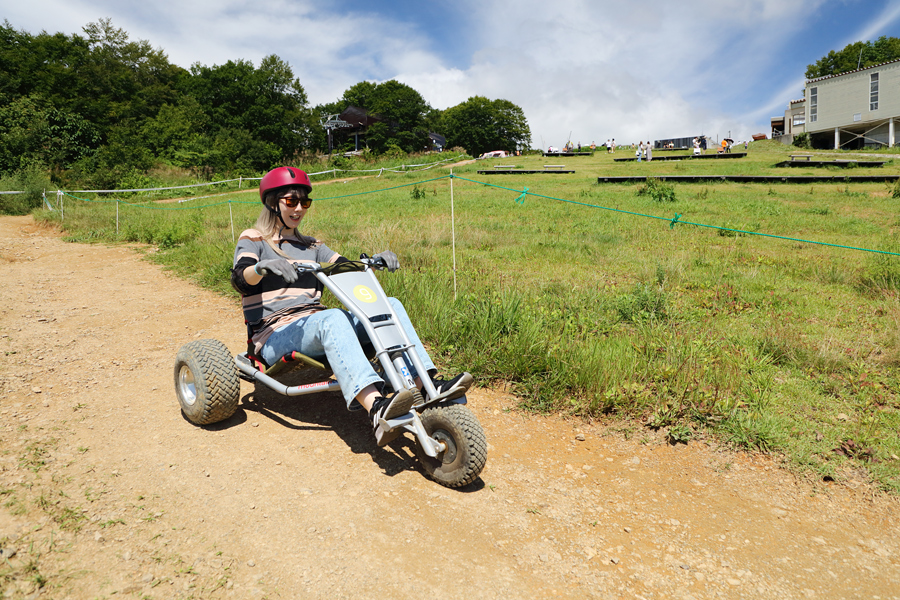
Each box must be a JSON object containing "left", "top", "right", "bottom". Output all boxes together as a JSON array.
[{"left": 173, "top": 257, "right": 487, "bottom": 488}]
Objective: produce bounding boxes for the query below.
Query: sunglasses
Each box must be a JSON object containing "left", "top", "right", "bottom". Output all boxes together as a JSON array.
[{"left": 280, "top": 196, "right": 312, "bottom": 209}]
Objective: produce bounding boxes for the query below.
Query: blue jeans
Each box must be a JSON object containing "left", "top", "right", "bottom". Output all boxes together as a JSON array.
[{"left": 260, "top": 298, "right": 435, "bottom": 408}]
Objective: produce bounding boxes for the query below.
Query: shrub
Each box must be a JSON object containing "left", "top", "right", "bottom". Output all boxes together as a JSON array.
[
  {"left": 792, "top": 132, "right": 811, "bottom": 149},
  {"left": 636, "top": 177, "right": 676, "bottom": 202},
  {"left": 615, "top": 282, "right": 668, "bottom": 322},
  {"left": 409, "top": 185, "right": 426, "bottom": 200},
  {"left": 382, "top": 144, "right": 407, "bottom": 160},
  {"left": 0, "top": 165, "right": 53, "bottom": 215},
  {"left": 860, "top": 234, "right": 900, "bottom": 291},
  {"left": 328, "top": 154, "right": 352, "bottom": 170},
  {"left": 891, "top": 178, "right": 900, "bottom": 199}
]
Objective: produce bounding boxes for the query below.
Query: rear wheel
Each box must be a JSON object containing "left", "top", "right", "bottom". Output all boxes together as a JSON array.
[
  {"left": 174, "top": 339, "right": 240, "bottom": 425},
  {"left": 415, "top": 403, "right": 487, "bottom": 488}
]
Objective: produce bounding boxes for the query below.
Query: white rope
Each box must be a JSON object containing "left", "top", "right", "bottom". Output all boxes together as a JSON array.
[{"left": 26, "top": 154, "right": 467, "bottom": 200}]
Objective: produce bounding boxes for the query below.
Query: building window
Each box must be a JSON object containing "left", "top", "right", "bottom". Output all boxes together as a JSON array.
[
  {"left": 809, "top": 87, "right": 817, "bottom": 122},
  {"left": 870, "top": 73, "right": 879, "bottom": 111},
  {"left": 793, "top": 115, "right": 805, "bottom": 126}
]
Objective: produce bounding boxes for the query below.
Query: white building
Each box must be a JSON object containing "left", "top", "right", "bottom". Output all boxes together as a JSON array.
[{"left": 774, "top": 58, "right": 899, "bottom": 149}]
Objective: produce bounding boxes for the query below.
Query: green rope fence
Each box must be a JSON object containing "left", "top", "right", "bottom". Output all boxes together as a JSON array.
[{"left": 449, "top": 174, "right": 900, "bottom": 258}]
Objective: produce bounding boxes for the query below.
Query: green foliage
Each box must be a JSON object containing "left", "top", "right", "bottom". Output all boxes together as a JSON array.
[
  {"left": 0, "top": 165, "right": 52, "bottom": 215},
  {"left": 636, "top": 177, "right": 676, "bottom": 202},
  {"left": 0, "top": 19, "right": 312, "bottom": 184},
  {"left": 102, "top": 206, "right": 208, "bottom": 249},
  {"left": 891, "top": 178, "right": 900, "bottom": 199},
  {"left": 442, "top": 96, "right": 531, "bottom": 156},
  {"left": 409, "top": 185, "right": 426, "bottom": 200},
  {"left": 328, "top": 154, "right": 353, "bottom": 170},
  {"left": 1, "top": 18, "right": 531, "bottom": 190},
  {"left": 324, "top": 80, "right": 431, "bottom": 154},
  {"left": 806, "top": 36, "right": 900, "bottom": 79},
  {"left": 860, "top": 234, "right": 900, "bottom": 291},
  {"left": 182, "top": 54, "right": 313, "bottom": 164},
  {"left": 615, "top": 283, "right": 668, "bottom": 322},
  {"left": 792, "top": 132, "right": 811, "bottom": 149},
  {"left": 382, "top": 144, "right": 407, "bottom": 160}
]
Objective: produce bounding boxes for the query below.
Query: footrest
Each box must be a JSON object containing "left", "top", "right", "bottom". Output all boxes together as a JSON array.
[{"left": 378, "top": 412, "right": 415, "bottom": 432}]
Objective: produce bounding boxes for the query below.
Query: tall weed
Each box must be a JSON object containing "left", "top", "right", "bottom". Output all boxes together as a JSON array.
[{"left": 0, "top": 165, "right": 52, "bottom": 215}]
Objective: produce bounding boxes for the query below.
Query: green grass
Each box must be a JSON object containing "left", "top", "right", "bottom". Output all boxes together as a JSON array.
[{"left": 35, "top": 142, "right": 900, "bottom": 491}]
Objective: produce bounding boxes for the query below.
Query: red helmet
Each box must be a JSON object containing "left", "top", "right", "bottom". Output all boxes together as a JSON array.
[{"left": 259, "top": 167, "right": 312, "bottom": 205}]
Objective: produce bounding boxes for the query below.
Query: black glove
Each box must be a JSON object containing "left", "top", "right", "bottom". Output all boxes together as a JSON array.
[
  {"left": 372, "top": 251, "right": 399, "bottom": 272},
  {"left": 255, "top": 258, "right": 297, "bottom": 283}
]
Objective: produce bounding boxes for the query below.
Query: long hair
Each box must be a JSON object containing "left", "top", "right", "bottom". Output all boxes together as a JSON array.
[{"left": 255, "top": 186, "right": 319, "bottom": 258}]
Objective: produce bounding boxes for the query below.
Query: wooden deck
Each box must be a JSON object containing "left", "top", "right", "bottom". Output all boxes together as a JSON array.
[
  {"left": 775, "top": 159, "right": 886, "bottom": 168},
  {"left": 598, "top": 175, "right": 899, "bottom": 184},
  {"left": 478, "top": 169, "right": 575, "bottom": 174},
  {"left": 613, "top": 152, "right": 747, "bottom": 162}
]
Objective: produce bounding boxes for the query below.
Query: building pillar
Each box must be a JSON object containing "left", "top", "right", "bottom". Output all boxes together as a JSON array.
[
  {"left": 835, "top": 127, "right": 840, "bottom": 150},
  {"left": 890, "top": 118, "right": 895, "bottom": 147}
]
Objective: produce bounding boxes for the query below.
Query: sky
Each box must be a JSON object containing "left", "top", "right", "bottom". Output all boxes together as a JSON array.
[{"left": 5, "top": 0, "right": 900, "bottom": 148}]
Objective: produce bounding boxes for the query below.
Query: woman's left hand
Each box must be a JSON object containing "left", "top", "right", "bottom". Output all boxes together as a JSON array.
[{"left": 373, "top": 250, "right": 399, "bottom": 272}]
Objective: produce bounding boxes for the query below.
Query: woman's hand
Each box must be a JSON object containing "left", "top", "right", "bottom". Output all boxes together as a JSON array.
[
  {"left": 372, "top": 251, "right": 399, "bottom": 272},
  {"left": 255, "top": 258, "right": 298, "bottom": 283}
]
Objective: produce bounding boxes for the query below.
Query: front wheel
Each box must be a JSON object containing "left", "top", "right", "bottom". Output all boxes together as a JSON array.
[
  {"left": 174, "top": 339, "right": 240, "bottom": 425},
  {"left": 415, "top": 403, "right": 487, "bottom": 488}
]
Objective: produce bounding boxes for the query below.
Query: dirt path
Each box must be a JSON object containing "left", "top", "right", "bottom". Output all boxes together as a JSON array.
[{"left": 0, "top": 215, "right": 897, "bottom": 600}]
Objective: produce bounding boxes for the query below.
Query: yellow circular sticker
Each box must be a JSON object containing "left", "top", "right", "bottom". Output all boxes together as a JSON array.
[{"left": 353, "top": 285, "right": 377, "bottom": 303}]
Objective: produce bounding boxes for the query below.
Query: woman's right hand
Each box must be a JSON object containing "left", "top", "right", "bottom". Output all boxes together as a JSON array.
[{"left": 255, "top": 258, "right": 298, "bottom": 283}]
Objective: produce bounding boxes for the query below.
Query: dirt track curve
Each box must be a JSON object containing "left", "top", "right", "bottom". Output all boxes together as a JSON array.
[{"left": 0, "top": 215, "right": 898, "bottom": 600}]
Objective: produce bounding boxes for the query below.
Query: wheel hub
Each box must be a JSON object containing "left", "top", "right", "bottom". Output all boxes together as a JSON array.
[
  {"left": 177, "top": 365, "right": 198, "bottom": 407},
  {"left": 432, "top": 430, "right": 458, "bottom": 464}
]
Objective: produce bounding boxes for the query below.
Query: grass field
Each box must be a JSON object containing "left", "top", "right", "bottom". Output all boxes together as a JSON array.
[{"left": 36, "top": 140, "right": 900, "bottom": 491}]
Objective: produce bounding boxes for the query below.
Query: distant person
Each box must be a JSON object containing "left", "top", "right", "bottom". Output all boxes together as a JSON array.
[
  {"left": 611, "top": 139, "right": 616, "bottom": 153},
  {"left": 646, "top": 142, "right": 652, "bottom": 162},
  {"left": 636, "top": 142, "right": 643, "bottom": 162},
  {"left": 607, "top": 139, "right": 611, "bottom": 153},
  {"left": 693, "top": 137, "right": 701, "bottom": 156}
]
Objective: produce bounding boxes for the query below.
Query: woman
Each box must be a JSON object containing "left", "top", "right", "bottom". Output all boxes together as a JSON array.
[{"left": 231, "top": 166, "right": 472, "bottom": 445}]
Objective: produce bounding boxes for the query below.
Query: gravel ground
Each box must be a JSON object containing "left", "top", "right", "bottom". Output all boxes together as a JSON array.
[{"left": 0, "top": 215, "right": 898, "bottom": 600}]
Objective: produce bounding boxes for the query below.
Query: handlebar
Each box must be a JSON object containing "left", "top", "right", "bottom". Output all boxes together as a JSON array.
[{"left": 293, "top": 256, "right": 385, "bottom": 276}]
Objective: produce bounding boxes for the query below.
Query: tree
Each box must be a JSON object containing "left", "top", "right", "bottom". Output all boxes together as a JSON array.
[
  {"left": 442, "top": 96, "right": 531, "bottom": 156},
  {"left": 806, "top": 36, "right": 900, "bottom": 79},
  {"left": 318, "top": 80, "right": 432, "bottom": 154},
  {"left": 181, "top": 55, "right": 313, "bottom": 164}
]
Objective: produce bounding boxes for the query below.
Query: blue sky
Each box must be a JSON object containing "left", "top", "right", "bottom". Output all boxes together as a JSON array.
[{"left": 6, "top": 0, "right": 900, "bottom": 148}]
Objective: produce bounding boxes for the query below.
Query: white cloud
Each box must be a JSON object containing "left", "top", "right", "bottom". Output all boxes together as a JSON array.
[{"left": 397, "top": 0, "right": 823, "bottom": 145}]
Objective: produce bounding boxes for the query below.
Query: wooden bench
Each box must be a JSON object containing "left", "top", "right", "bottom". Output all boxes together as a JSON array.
[
  {"left": 494, "top": 165, "right": 517, "bottom": 169},
  {"left": 790, "top": 154, "right": 813, "bottom": 161},
  {"left": 544, "top": 165, "right": 566, "bottom": 169}
]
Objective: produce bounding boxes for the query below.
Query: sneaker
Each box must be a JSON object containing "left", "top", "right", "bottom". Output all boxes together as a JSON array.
[
  {"left": 426, "top": 372, "right": 473, "bottom": 402},
  {"left": 369, "top": 389, "right": 415, "bottom": 446}
]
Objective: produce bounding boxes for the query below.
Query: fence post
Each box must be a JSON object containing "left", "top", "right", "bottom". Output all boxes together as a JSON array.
[
  {"left": 229, "top": 201, "right": 235, "bottom": 243},
  {"left": 239, "top": 176, "right": 242, "bottom": 189},
  {"left": 450, "top": 170, "right": 457, "bottom": 301}
]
